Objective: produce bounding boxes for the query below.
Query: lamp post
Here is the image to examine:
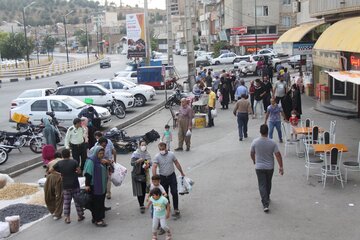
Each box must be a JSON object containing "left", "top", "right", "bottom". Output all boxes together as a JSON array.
[
  {"left": 254, "top": 0, "right": 258, "bottom": 54},
  {"left": 63, "top": 10, "right": 74, "bottom": 66},
  {"left": 85, "top": 18, "right": 90, "bottom": 64},
  {"left": 22, "top": 1, "right": 36, "bottom": 72}
]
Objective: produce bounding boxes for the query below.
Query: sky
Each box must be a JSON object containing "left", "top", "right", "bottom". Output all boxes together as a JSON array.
[{"left": 100, "top": 0, "right": 166, "bottom": 9}]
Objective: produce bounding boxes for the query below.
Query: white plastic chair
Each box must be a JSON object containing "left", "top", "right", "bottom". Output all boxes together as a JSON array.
[
  {"left": 281, "top": 122, "right": 296, "bottom": 156},
  {"left": 343, "top": 141, "right": 360, "bottom": 183},
  {"left": 319, "top": 131, "right": 330, "bottom": 160},
  {"left": 321, "top": 148, "right": 344, "bottom": 188},
  {"left": 301, "top": 118, "right": 313, "bottom": 128},
  {"left": 304, "top": 142, "right": 323, "bottom": 181},
  {"left": 303, "top": 126, "right": 319, "bottom": 154}
]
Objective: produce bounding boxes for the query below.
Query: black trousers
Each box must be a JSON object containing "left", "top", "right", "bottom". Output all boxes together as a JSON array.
[
  {"left": 71, "top": 143, "right": 87, "bottom": 171},
  {"left": 90, "top": 193, "right": 106, "bottom": 222},
  {"left": 137, "top": 182, "right": 147, "bottom": 207},
  {"left": 256, "top": 169, "right": 274, "bottom": 208},
  {"left": 160, "top": 172, "right": 179, "bottom": 210},
  {"left": 208, "top": 107, "right": 214, "bottom": 127},
  {"left": 263, "top": 94, "right": 271, "bottom": 112}
]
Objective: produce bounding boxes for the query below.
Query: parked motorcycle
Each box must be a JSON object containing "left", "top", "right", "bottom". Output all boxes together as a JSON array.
[
  {"left": 107, "top": 100, "right": 126, "bottom": 119},
  {"left": 165, "top": 89, "right": 190, "bottom": 108}
]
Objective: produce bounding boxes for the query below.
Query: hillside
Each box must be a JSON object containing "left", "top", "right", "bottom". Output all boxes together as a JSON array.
[{"left": 0, "top": 0, "right": 117, "bottom": 26}]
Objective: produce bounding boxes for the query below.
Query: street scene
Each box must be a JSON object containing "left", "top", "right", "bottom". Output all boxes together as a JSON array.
[{"left": 0, "top": 0, "right": 360, "bottom": 240}]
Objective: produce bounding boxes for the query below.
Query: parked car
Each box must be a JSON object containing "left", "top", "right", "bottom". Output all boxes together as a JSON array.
[
  {"left": 257, "top": 48, "right": 278, "bottom": 58},
  {"left": 195, "top": 55, "right": 211, "bottom": 67},
  {"left": 211, "top": 52, "right": 238, "bottom": 65},
  {"left": 55, "top": 84, "right": 135, "bottom": 110},
  {"left": 180, "top": 49, "right": 187, "bottom": 56},
  {"left": 100, "top": 58, "right": 111, "bottom": 68},
  {"left": 10, "top": 96, "right": 111, "bottom": 127},
  {"left": 220, "top": 49, "right": 230, "bottom": 55},
  {"left": 11, "top": 88, "right": 56, "bottom": 109},
  {"left": 233, "top": 55, "right": 258, "bottom": 76},
  {"left": 287, "top": 55, "right": 301, "bottom": 68},
  {"left": 86, "top": 79, "right": 156, "bottom": 107},
  {"left": 113, "top": 71, "right": 138, "bottom": 84}
]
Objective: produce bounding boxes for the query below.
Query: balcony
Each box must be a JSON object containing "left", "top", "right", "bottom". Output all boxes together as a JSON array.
[{"left": 309, "top": 0, "right": 360, "bottom": 18}]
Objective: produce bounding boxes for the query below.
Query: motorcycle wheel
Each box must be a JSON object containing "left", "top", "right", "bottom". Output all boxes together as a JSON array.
[
  {"left": 164, "top": 99, "right": 172, "bottom": 109},
  {"left": 29, "top": 137, "right": 43, "bottom": 154},
  {"left": 113, "top": 105, "right": 126, "bottom": 119},
  {"left": 0, "top": 148, "right": 8, "bottom": 165},
  {"left": 57, "top": 127, "right": 67, "bottom": 146}
]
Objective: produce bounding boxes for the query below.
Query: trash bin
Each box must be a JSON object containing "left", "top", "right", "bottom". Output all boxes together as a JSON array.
[{"left": 183, "top": 81, "right": 190, "bottom": 93}]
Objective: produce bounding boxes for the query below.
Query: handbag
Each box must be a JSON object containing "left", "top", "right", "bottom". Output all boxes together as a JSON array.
[
  {"left": 77, "top": 189, "right": 92, "bottom": 209},
  {"left": 133, "top": 163, "right": 146, "bottom": 182},
  {"left": 54, "top": 130, "right": 61, "bottom": 143},
  {"left": 133, "top": 174, "right": 146, "bottom": 183}
]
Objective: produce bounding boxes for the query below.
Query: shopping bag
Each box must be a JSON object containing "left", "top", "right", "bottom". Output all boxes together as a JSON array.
[
  {"left": 111, "top": 163, "right": 127, "bottom": 187},
  {"left": 177, "top": 176, "right": 194, "bottom": 195},
  {"left": 77, "top": 189, "right": 92, "bottom": 209},
  {"left": 186, "top": 129, "right": 192, "bottom": 137},
  {"left": 211, "top": 108, "right": 217, "bottom": 118}
]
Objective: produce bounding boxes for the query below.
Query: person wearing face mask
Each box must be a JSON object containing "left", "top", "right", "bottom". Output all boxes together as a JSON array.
[
  {"left": 131, "top": 140, "right": 152, "bottom": 213},
  {"left": 152, "top": 142, "right": 185, "bottom": 219}
]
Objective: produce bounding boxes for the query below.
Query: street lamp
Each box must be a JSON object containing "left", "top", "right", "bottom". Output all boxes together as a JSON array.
[
  {"left": 22, "top": 1, "right": 36, "bottom": 72},
  {"left": 63, "top": 10, "right": 74, "bottom": 66},
  {"left": 84, "top": 18, "right": 91, "bottom": 64}
]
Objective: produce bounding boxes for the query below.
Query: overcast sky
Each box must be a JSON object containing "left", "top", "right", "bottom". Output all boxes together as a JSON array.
[{"left": 101, "top": 0, "right": 166, "bottom": 9}]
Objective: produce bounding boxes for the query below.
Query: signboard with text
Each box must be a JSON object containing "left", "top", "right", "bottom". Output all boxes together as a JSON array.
[
  {"left": 230, "top": 26, "right": 247, "bottom": 35},
  {"left": 126, "top": 13, "right": 146, "bottom": 58}
]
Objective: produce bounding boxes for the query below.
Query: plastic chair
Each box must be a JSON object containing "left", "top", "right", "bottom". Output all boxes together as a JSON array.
[
  {"left": 321, "top": 147, "right": 344, "bottom": 188},
  {"left": 304, "top": 141, "right": 323, "bottom": 181},
  {"left": 281, "top": 122, "right": 296, "bottom": 156},
  {"left": 319, "top": 131, "right": 330, "bottom": 160},
  {"left": 301, "top": 118, "right": 313, "bottom": 128},
  {"left": 343, "top": 141, "right": 360, "bottom": 183},
  {"left": 303, "top": 126, "right": 319, "bottom": 154}
]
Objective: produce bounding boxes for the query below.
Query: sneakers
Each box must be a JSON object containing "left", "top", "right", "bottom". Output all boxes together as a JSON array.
[
  {"left": 140, "top": 206, "right": 145, "bottom": 214},
  {"left": 53, "top": 216, "right": 61, "bottom": 220},
  {"left": 186, "top": 147, "right": 190, "bottom": 151},
  {"left": 174, "top": 147, "right": 183, "bottom": 151},
  {"left": 172, "top": 210, "right": 181, "bottom": 219},
  {"left": 263, "top": 207, "right": 269, "bottom": 213}
]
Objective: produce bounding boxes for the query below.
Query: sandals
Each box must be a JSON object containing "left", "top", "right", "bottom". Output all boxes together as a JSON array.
[
  {"left": 165, "top": 232, "right": 172, "bottom": 240},
  {"left": 95, "top": 221, "right": 107, "bottom": 227},
  {"left": 64, "top": 217, "right": 71, "bottom": 224}
]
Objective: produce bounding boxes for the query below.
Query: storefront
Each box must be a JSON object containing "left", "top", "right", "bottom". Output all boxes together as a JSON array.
[{"left": 230, "top": 34, "right": 278, "bottom": 55}]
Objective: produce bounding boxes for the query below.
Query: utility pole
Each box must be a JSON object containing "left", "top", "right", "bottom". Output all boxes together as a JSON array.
[
  {"left": 185, "top": 0, "right": 196, "bottom": 88},
  {"left": 254, "top": 0, "right": 258, "bottom": 54},
  {"left": 85, "top": 19, "right": 90, "bottom": 64},
  {"left": 144, "top": 0, "right": 151, "bottom": 65},
  {"left": 166, "top": 0, "right": 174, "bottom": 72}
]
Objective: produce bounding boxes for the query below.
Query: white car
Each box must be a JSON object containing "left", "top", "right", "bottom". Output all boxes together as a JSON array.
[
  {"left": 180, "top": 49, "right": 187, "bottom": 56},
  {"left": 55, "top": 84, "right": 135, "bottom": 110},
  {"left": 86, "top": 79, "right": 156, "bottom": 107},
  {"left": 233, "top": 55, "right": 258, "bottom": 75},
  {"left": 257, "top": 48, "right": 278, "bottom": 58},
  {"left": 211, "top": 52, "right": 238, "bottom": 65},
  {"left": 113, "top": 71, "right": 138, "bottom": 84},
  {"left": 11, "top": 88, "right": 56, "bottom": 109},
  {"left": 10, "top": 96, "right": 111, "bottom": 127}
]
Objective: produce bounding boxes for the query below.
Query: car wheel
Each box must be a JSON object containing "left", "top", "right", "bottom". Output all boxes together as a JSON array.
[
  {"left": 215, "top": 61, "right": 220, "bottom": 65},
  {"left": 134, "top": 94, "right": 146, "bottom": 107}
]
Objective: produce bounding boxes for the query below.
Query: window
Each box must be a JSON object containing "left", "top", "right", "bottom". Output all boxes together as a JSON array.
[
  {"left": 69, "top": 87, "right": 86, "bottom": 96},
  {"left": 31, "top": 100, "right": 48, "bottom": 111},
  {"left": 282, "top": 16, "right": 291, "bottom": 27},
  {"left": 86, "top": 86, "right": 104, "bottom": 96},
  {"left": 256, "top": 6, "right": 268, "bottom": 16},
  {"left": 283, "top": 0, "right": 291, "bottom": 4},
  {"left": 50, "top": 100, "right": 68, "bottom": 112},
  {"left": 99, "top": 82, "right": 110, "bottom": 89},
  {"left": 130, "top": 72, "right": 137, "bottom": 78},
  {"left": 112, "top": 82, "right": 124, "bottom": 90},
  {"left": 56, "top": 88, "right": 70, "bottom": 95},
  {"left": 269, "top": 26, "right": 277, "bottom": 34}
]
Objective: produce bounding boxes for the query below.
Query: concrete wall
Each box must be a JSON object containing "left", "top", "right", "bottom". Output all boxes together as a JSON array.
[{"left": 309, "top": 0, "right": 360, "bottom": 17}]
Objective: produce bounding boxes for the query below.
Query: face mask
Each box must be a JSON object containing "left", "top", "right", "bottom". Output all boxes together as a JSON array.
[
  {"left": 160, "top": 150, "right": 166, "bottom": 155},
  {"left": 292, "top": 114, "right": 296, "bottom": 117},
  {"left": 140, "top": 146, "right": 147, "bottom": 152}
]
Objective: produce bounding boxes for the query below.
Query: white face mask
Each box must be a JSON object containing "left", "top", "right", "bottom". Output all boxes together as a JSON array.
[
  {"left": 140, "top": 146, "right": 147, "bottom": 152},
  {"left": 160, "top": 150, "right": 166, "bottom": 155}
]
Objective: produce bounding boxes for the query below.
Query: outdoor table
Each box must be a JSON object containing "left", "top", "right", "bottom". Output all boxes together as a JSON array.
[
  {"left": 292, "top": 126, "right": 325, "bottom": 157},
  {"left": 312, "top": 144, "right": 348, "bottom": 153}
]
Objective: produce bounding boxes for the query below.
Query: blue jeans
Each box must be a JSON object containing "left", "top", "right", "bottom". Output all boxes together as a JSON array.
[
  {"left": 237, "top": 113, "right": 248, "bottom": 139},
  {"left": 268, "top": 121, "right": 282, "bottom": 141}
]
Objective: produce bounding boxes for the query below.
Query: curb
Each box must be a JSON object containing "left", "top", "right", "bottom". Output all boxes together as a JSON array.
[{"left": 6, "top": 100, "right": 166, "bottom": 177}]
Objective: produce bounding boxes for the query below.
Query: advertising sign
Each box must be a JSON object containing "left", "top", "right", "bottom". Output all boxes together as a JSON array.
[
  {"left": 126, "top": 13, "right": 146, "bottom": 58},
  {"left": 293, "top": 42, "right": 315, "bottom": 55},
  {"left": 230, "top": 26, "right": 247, "bottom": 35}
]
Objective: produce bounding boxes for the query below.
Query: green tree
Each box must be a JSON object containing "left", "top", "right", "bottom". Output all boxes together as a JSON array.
[
  {"left": 0, "top": 32, "right": 34, "bottom": 60},
  {"left": 42, "top": 35, "right": 56, "bottom": 54},
  {"left": 213, "top": 41, "right": 230, "bottom": 58},
  {"left": 150, "top": 36, "right": 158, "bottom": 51}
]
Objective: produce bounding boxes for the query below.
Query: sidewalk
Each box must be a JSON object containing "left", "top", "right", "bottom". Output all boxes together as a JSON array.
[{"left": 10, "top": 93, "right": 360, "bottom": 240}]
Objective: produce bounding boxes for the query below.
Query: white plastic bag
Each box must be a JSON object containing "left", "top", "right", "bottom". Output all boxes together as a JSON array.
[
  {"left": 0, "top": 222, "right": 10, "bottom": 238},
  {"left": 177, "top": 176, "right": 194, "bottom": 195},
  {"left": 0, "top": 174, "right": 14, "bottom": 189},
  {"left": 211, "top": 108, "right": 217, "bottom": 118},
  {"left": 186, "top": 129, "right": 192, "bottom": 137},
  {"left": 37, "top": 178, "right": 47, "bottom": 187},
  {"left": 111, "top": 163, "right": 127, "bottom": 187}
]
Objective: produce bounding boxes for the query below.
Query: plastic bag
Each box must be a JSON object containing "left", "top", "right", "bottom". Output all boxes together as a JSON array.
[
  {"left": 211, "top": 108, "right": 217, "bottom": 118},
  {"left": 177, "top": 176, "right": 194, "bottom": 195},
  {"left": 77, "top": 189, "right": 92, "bottom": 209},
  {"left": 111, "top": 163, "right": 127, "bottom": 187},
  {"left": 186, "top": 129, "right": 192, "bottom": 137}
]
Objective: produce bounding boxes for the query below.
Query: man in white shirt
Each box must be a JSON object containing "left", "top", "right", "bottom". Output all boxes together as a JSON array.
[{"left": 65, "top": 118, "right": 86, "bottom": 172}]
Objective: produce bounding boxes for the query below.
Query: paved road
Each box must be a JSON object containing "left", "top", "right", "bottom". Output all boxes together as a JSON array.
[{"left": 11, "top": 94, "right": 360, "bottom": 240}]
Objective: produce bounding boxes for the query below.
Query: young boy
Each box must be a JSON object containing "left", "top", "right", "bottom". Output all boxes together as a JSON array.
[
  {"left": 162, "top": 124, "right": 172, "bottom": 151},
  {"left": 146, "top": 175, "right": 167, "bottom": 201},
  {"left": 289, "top": 110, "right": 299, "bottom": 141},
  {"left": 146, "top": 188, "right": 172, "bottom": 240}
]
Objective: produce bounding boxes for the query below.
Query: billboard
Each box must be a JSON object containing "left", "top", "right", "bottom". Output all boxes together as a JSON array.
[{"left": 126, "top": 13, "right": 146, "bottom": 58}]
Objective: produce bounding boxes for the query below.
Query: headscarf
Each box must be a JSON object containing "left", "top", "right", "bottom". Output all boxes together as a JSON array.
[
  {"left": 87, "top": 146, "right": 105, "bottom": 195},
  {"left": 131, "top": 147, "right": 151, "bottom": 162}
]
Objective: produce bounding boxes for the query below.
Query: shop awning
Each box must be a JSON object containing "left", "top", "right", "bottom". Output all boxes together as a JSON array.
[
  {"left": 276, "top": 21, "right": 324, "bottom": 44},
  {"left": 314, "top": 17, "right": 360, "bottom": 53},
  {"left": 327, "top": 71, "right": 360, "bottom": 85}
]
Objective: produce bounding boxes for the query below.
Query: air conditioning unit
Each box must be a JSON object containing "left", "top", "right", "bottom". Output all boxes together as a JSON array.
[{"left": 292, "top": 1, "right": 299, "bottom": 13}]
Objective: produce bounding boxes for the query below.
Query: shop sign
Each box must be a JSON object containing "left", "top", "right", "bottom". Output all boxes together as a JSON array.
[
  {"left": 313, "top": 50, "right": 342, "bottom": 70},
  {"left": 350, "top": 54, "right": 360, "bottom": 70},
  {"left": 230, "top": 26, "right": 247, "bottom": 35},
  {"left": 293, "top": 42, "right": 314, "bottom": 55}
]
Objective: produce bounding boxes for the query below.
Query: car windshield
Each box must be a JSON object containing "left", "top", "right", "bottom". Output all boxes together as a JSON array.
[
  {"left": 18, "top": 90, "right": 42, "bottom": 98},
  {"left": 116, "top": 71, "right": 130, "bottom": 77},
  {"left": 62, "top": 97, "right": 87, "bottom": 109},
  {"left": 119, "top": 79, "right": 136, "bottom": 87}
]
